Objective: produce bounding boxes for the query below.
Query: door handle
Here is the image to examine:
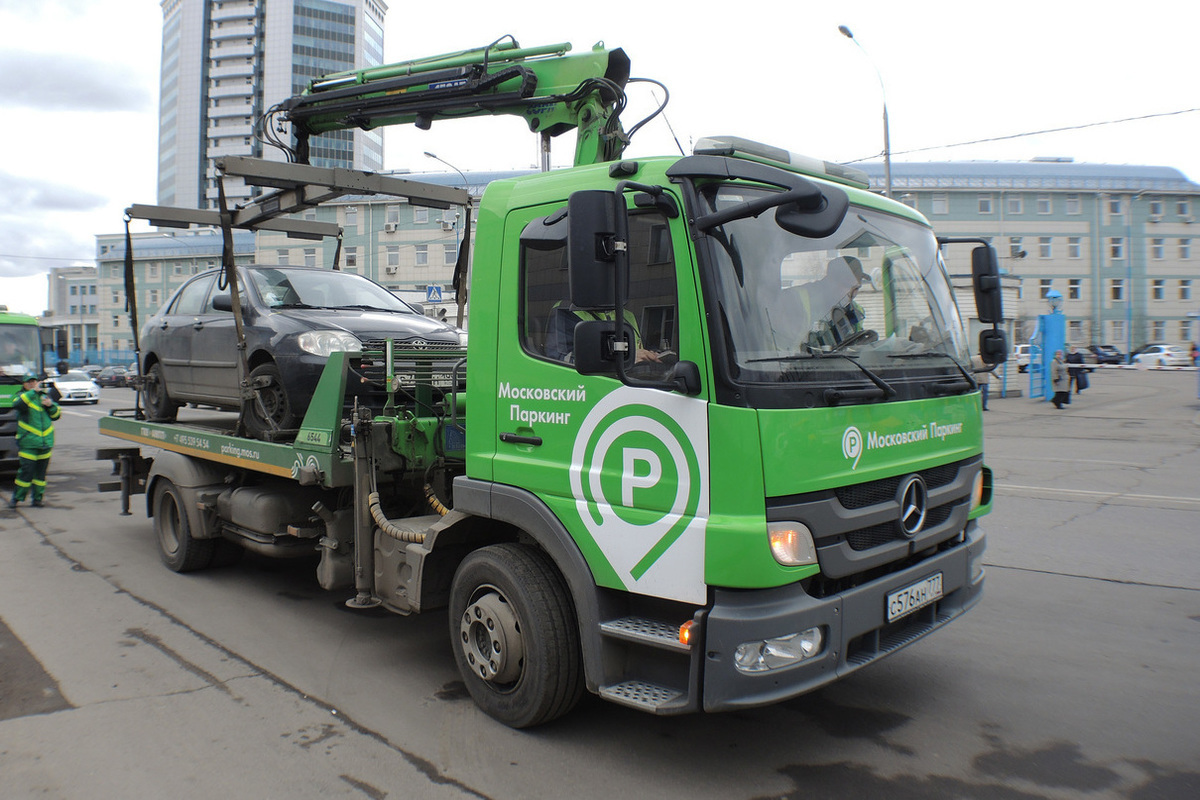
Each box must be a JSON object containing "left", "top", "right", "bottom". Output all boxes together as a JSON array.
[{"left": 499, "top": 432, "right": 542, "bottom": 446}]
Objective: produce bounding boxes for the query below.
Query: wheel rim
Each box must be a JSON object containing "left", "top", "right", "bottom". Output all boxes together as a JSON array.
[
  {"left": 251, "top": 372, "right": 289, "bottom": 427},
  {"left": 459, "top": 586, "right": 524, "bottom": 686},
  {"left": 158, "top": 492, "right": 182, "bottom": 555}
]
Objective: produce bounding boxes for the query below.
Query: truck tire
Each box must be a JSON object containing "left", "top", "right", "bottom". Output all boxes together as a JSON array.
[
  {"left": 153, "top": 478, "right": 214, "bottom": 572},
  {"left": 144, "top": 362, "right": 178, "bottom": 422},
  {"left": 244, "top": 363, "right": 298, "bottom": 438},
  {"left": 449, "top": 543, "right": 583, "bottom": 728}
]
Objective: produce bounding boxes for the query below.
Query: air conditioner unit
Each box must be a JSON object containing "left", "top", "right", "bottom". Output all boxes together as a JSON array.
[
  {"left": 385, "top": 266, "right": 397, "bottom": 275},
  {"left": 1184, "top": 216, "right": 1196, "bottom": 224},
  {"left": 442, "top": 221, "right": 455, "bottom": 231},
  {"left": 1148, "top": 214, "right": 1162, "bottom": 223},
  {"left": 384, "top": 223, "right": 397, "bottom": 232}
]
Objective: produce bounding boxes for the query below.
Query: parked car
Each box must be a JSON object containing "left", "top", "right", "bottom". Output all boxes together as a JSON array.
[
  {"left": 46, "top": 370, "right": 100, "bottom": 404},
  {"left": 95, "top": 366, "right": 130, "bottom": 387},
  {"left": 80, "top": 364, "right": 104, "bottom": 378},
  {"left": 1088, "top": 344, "right": 1124, "bottom": 365},
  {"left": 1013, "top": 344, "right": 1031, "bottom": 372},
  {"left": 139, "top": 265, "right": 464, "bottom": 437},
  {"left": 1130, "top": 343, "right": 1191, "bottom": 367}
]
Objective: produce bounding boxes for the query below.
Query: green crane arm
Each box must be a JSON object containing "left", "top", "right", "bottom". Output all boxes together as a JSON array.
[{"left": 274, "top": 38, "right": 633, "bottom": 167}]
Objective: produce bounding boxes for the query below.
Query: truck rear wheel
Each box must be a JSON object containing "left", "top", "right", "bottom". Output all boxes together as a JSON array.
[
  {"left": 153, "top": 479, "right": 214, "bottom": 572},
  {"left": 449, "top": 543, "right": 583, "bottom": 728}
]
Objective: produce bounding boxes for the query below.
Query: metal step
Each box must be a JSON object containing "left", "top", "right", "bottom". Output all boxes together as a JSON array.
[
  {"left": 599, "top": 681, "right": 683, "bottom": 713},
  {"left": 600, "top": 616, "right": 691, "bottom": 652}
]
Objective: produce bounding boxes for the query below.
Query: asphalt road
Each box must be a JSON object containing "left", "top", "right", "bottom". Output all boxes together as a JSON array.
[{"left": 1, "top": 372, "right": 1198, "bottom": 799}]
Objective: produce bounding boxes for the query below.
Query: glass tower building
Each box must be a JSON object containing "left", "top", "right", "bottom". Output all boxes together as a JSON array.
[{"left": 157, "top": 0, "right": 386, "bottom": 210}]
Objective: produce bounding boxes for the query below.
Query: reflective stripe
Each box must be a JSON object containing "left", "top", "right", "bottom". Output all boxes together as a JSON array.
[
  {"left": 18, "top": 451, "right": 52, "bottom": 461},
  {"left": 14, "top": 479, "right": 31, "bottom": 488},
  {"left": 31, "top": 479, "right": 47, "bottom": 487},
  {"left": 18, "top": 421, "right": 54, "bottom": 437}
]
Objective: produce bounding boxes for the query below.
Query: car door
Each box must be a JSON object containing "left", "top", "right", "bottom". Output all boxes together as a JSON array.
[
  {"left": 154, "top": 274, "right": 214, "bottom": 397},
  {"left": 188, "top": 276, "right": 246, "bottom": 404}
]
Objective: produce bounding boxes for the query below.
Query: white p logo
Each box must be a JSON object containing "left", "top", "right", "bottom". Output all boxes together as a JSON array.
[
  {"left": 622, "top": 447, "right": 662, "bottom": 505},
  {"left": 843, "top": 426, "right": 863, "bottom": 470}
]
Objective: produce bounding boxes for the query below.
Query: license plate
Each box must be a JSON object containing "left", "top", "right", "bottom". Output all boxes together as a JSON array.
[{"left": 886, "top": 573, "right": 943, "bottom": 622}]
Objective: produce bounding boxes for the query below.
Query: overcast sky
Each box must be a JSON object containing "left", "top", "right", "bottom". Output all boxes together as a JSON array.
[{"left": 2, "top": 0, "right": 1197, "bottom": 315}]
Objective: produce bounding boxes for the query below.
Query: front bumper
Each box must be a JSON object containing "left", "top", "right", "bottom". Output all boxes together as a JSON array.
[{"left": 701, "top": 523, "right": 986, "bottom": 711}]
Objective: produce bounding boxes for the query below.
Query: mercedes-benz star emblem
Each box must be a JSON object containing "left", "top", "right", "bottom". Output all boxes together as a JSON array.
[{"left": 897, "top": 476, "right": 928, "bottom": 538}]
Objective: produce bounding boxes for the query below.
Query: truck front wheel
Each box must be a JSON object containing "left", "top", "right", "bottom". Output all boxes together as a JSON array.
[
  {"left": 449, "top": 543, "right": 583, "bottom": 728},
  {"left": 153, "top": 479, "right": 214, "bottom": 572}
]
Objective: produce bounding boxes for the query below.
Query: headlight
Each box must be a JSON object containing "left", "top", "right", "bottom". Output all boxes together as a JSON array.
[
  {"left": 767, "top": 521, "right": 817, "bottom": 566},
  {"left": 456, "top": 329, "right": 469, "bottom": 347},
  {"left": 297, "top": 330, "right": 363, "bottom": 357},
  {"left": 734, "top": 628, "right": 825, "bottom": 673}
]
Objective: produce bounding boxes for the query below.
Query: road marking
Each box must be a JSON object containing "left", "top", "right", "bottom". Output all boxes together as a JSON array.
[{"left": 995, "top": 483, "right": 1200, "bottom": 510}]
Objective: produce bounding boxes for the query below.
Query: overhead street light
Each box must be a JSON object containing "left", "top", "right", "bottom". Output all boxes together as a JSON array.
[{"left": 839, "top": 25, "right": 892, "bottom": 198}]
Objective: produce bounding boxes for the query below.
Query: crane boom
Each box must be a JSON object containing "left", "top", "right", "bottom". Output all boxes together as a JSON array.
[{"left": 275, "top": 38, "right": 633, "bottom": 167}]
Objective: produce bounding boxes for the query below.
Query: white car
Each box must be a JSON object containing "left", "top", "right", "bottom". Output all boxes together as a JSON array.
[
  {"left": 1131, "top": 344, "right": 1192, "bottom": 368},
  {"left": 47, "top": 370, "right": 101, "bottom": 404},
  {"left": 1014, "top": 344, "right": 1031, "bottom": 373}
]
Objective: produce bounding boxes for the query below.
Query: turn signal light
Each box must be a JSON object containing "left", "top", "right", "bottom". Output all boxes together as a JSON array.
[{"left": 679, "top": 620, "right": 695, "bottom": 646}]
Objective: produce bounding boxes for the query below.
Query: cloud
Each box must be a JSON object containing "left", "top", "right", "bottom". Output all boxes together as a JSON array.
[
  {"left": 0, "top": 171, "right": 108, "bottom": 213},
  {"left": 0, "top": 51, "right": 152, "bottom": 112}
]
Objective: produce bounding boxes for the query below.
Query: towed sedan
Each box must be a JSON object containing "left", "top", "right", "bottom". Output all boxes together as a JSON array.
[
  {"left": 139, "top": 266, "right": 463, "bottom": 437},
  {"left": 47, "top": 371, "right": 100, "bottom": 404}
]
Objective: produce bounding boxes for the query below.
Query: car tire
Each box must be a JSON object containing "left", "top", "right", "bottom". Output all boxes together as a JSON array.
[
  {"left": 244, "top": 362, "right": 299, "bottom": 438},
  {"left": 153, "top": 478, "right": 214, "bottom": 572},
  {"left": 449, "top": 543, "right": 583, "bottom": 728},
  {"left": 144, "top": 362, "right": 178, "bottom": 422}
]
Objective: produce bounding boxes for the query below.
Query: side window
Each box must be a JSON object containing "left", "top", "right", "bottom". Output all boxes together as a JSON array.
[
  {"left": 519, "top": 210, "right": 679, "bottom": 363},
  {"left": 204, "top": 277, "right": 247, "bottom": 313},
  {"left": 171, "top": 276, "right": 214, "bottom": 316}
]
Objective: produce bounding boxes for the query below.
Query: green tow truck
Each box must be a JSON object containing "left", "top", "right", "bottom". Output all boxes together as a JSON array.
[
  {"left": 101, "top": 39, "right": 1007, "bottom": 727},
  {"left": 1, "top": 306, "right": 46, "bottom": 476}
]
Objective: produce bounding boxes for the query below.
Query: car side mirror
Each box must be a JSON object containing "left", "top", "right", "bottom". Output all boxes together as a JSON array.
[{"left": 212, "top": 294, "right": 233, "bottom": 312}]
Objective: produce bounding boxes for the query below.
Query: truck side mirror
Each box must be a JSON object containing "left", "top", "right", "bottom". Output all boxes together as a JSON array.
[
  {"left": 979, "top": 329, "right": 1008, "bottom": 365},
  {"left": 567, "top": 190, "right": 619, "bottom": 309},
  {"left": 972, "top": 245, "right": 1003, "bottom": 324},
  {"left": 573, "top": 319, "right": 636, "bottom": 375}
]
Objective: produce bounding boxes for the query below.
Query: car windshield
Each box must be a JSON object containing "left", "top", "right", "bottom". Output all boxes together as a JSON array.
[
  {"left": 696, "top": 184, "right": 969, "bottom": 387},
  {"left": 248, "top": 267, "right": 416, "bottom": 313},
  {"left": 0, "top": 323, "right": 41, "bottom": 381},
  {"left": 63, "top": 371, "right": 91, "bottom": 381}
]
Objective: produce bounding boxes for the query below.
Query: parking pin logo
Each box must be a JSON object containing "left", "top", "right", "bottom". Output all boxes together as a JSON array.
[{"left": 842, "top": 426, "right": 863, "bottom": 470}]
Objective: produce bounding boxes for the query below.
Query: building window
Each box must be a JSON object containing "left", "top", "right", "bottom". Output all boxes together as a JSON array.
[
  {"left": 413, "top": 207, "right": 428, "bottom": 224},
  {"left": 149, "top": 289, "right": 160, "bottom": 305},
  {"left": 346, "top": 206, "right": 358, "bottom": 227},
  {"left": 1006, "top": 195, "right": 1023, "bottom": 215},
  {"left": 303, "top": 208, "right": 316, "bottom": 222},
  {"left": 415, "top": 245, "right": 428, "bottom": 266},
  {"left": 1152, "top": 321, "right": 1165, "bottom": 341},
  {"left": 899, "top": 194, "right": 917, "bottom": 209},
  {"left": 1038, "top": 237, "right": 1052, "bottom": 259},
  {"left": 1109, "top": 237, "right": 1124, "bottom": 260},
  {"left": 1111, "top": 279, "right": 1125, "bottom": 302},
  {"left": 345, "top": 246, "right": 357, "bottom": 269},
  {"left": 978, "top": 195, "right": 993, "bottom": 214},
  {"left": 69, "top": 305, "right": 77, "bottom": 315},
  {"left": 1177, "top": 199, "right": 1192, "bottom": 217},
  {"left": 387, "top": 246, "right": 400, "bottom": 267},
  {"left": 173, "top": 262, "right": 185, "bottom": 275},
  {"left": 1152, "top": 279, "right": 1165, "bottom": 301},
  {"left": 1068, "top": 320, "right": 1083, "bottom": 339},
  {"left": 1149, "top": 197, "right": 1164, "bottom": 217},
  {"left": 1181, "top": 239, "right": 1192, "bottom": 259},
  {"left": 1009, "top": 237, "right": 1024, "bottom": 258},
  {"left": 304, "top": 248, "right": 316, "bottom": 267},
  {"left": 931, "top": 193, "right": 948, "bottom": 215},
  {"left": 277, "top": 249, "right": 289, "bottom": 265},
  {"left": 1068, "top": 279, "right": 1081, "bottom": 300},
  {"left": 148, "top": 264, "right": 160, "bottom": 279},
  {"left": 1181, "top": 321, "right": 1192, "bottom": 341},
  {"left": 386, "top": 204, "right": 400, "bottom": 225},
  {"left": 1068, "top": 237, "right": 1082, "bottom": 259},
  {"left": 1108, "top": 197, "right": 1123, "bottom": 216},
  {"left": 444, "top": 244, "right": 457, "bottom": 264},
  {"left": 1065, "top": 194, "right": 1081, "bottom": 215},
  {"left": 1181, "top": 280, "right": 1193, "bottom": 301},
  {"left": 69, "top": 285, "right": 77, "bottom": 296},
  {"left": 1037, "top": 195, "right": 1052, "bottom": 214},
  {"left": 1039, "top": 279, "right": 1052, "bottom": 298},
  {"left": 1151, "top": 238, "right": 1165, "bottom": 260},
  {"left": 1110, "top": 320, "right": 1126, "bottom": 346}
]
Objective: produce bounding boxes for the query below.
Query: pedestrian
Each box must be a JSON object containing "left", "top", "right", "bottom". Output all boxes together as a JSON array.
[
  {"left": 972, "top": 353, "right": 991, "bottom": 411},
  {"left": 1066, "top": 345, "right": 1086, "bottom": 397},
  {"left": 8, "top": 373, "right": 60, "bottom": 509},
  {"left": 1050, "top": 350, "right": 1069, "bottom": 410}
]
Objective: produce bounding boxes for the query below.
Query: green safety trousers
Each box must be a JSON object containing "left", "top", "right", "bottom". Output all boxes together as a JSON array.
[{"left": 13, "top": 447, "right": 52, "bottom": 504}]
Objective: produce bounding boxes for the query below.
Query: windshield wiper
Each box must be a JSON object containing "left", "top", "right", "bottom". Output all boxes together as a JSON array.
[
  {"left": 329, "top": 304, "right": 408, "bottom": 313},
  {"left": 889, "top": 352, "right": 977, "bottom": 394},
  {"left": 750, "top": 349, "right": 897, "bottom": 401}
]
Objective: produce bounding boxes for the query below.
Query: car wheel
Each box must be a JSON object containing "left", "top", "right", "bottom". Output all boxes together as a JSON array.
[
  {"left": 449, "top": 543, "right": 583, "bottom": 728},
  {"left": 243, "top": 362, "right": 299, "bottom": 438},
  {"left": 144, "top": 362, "right": 178, "bottom": 422}
]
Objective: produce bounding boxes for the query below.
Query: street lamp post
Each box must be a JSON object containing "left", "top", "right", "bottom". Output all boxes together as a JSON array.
[
  {"left": 424, "top": 152, "right": 472, "bottom": 328},
  {"left": 839, "top": 25, "right": 892, "bottom": 198}
]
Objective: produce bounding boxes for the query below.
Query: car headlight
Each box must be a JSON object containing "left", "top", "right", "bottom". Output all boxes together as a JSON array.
[{"left": 297, "top": 330, "right": 363, "bottom": 357}]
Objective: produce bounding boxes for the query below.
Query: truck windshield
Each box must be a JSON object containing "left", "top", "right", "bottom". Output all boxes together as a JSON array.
[
  {"left": 0, "top": 324, "right": 42, "bottom": 383},
  {"left": 695, "top": 183, "right": 969, "bottom": 400}
]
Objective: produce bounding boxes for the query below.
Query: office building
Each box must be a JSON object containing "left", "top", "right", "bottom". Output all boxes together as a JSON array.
[{"left": 157, "top": 0, "right": 386, "bottom": 211}]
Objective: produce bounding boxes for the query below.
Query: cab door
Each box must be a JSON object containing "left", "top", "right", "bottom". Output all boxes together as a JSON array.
[{"left": 491, "top": 200, "right": 711, "bottom": 605}]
